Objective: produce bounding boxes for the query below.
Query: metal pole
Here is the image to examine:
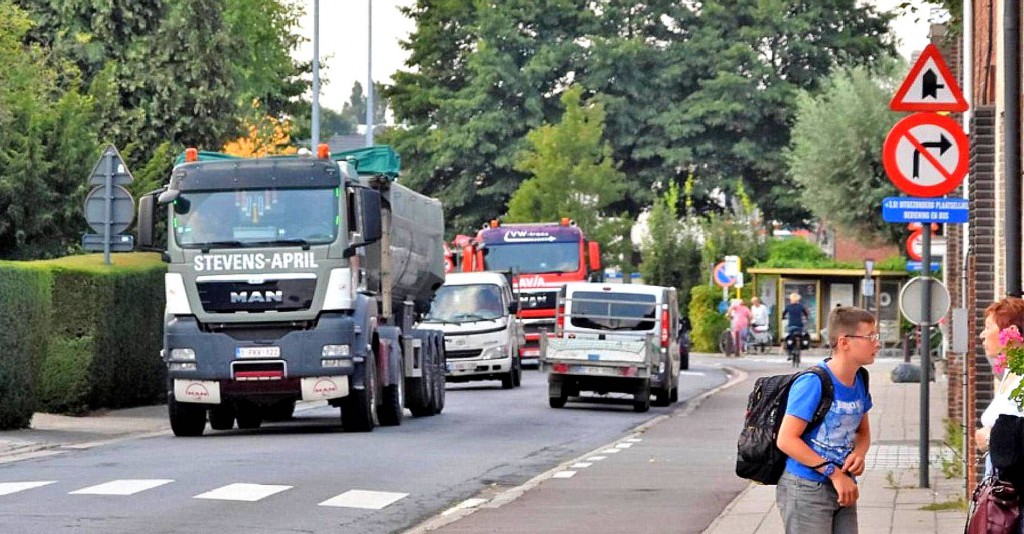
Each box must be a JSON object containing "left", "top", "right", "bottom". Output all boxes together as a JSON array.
[
  {"left": 1006, "top": 0, "right": 1022, "bottom": 297},
  {"left": 311, "top": 0, "right": 320, "bottom": 150},
  {"left": 920, "top": 230, "right": 931, "bottom": 488},
  {"left": 103, "top": 153, "right": 112, "bottom": 265},
  {"left": 365, "top": 0, "right": 374, "bottom": 147}
]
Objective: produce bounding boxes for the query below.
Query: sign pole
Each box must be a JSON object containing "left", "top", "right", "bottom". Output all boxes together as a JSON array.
[
  {"left": 102, "top": 152, "right": 113, "bottom": 265},
  {"left": 919, "top": 229, "right": 931, "bottom": 488}
]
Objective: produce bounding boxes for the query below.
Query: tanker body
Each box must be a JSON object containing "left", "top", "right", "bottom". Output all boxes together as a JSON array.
[{"left": 137, "top": 145, "right": 447, "bottom": 436}]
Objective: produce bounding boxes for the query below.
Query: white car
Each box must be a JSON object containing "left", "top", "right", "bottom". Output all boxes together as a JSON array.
[{"left": 420, "top": 272, "right": 524, "bottom": 389}]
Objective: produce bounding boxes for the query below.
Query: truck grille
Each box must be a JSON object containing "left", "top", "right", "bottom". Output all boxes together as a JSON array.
[
  {"left": 523, "top": 322, "right": 555, "bottom": 336},
  {"left": 197, "top": 279, "right": 316, "bottom": 313},
  {"left": 518, "top": 291, "right": 558, "bottom": 310},
  {"left": 446, "top": 349, "right": 483, "bottom": 359}
]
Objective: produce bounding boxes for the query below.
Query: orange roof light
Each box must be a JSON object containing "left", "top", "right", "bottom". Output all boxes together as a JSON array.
[
  {"left": 185, "top": 148, "right": 198, "bottom": 163},
  {"left": 560, "top": 217, "right": 570, "bottom": 226},
  {"left": 317, "top": 143, "right": 330, "bottom": 159},
  {"left": 490, "top": 219, "right": 499, "bottom": 228}
]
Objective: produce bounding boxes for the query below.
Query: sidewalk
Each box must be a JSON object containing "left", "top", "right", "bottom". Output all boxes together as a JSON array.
[{"left": 704, "top": 358, "right": 967, "bottom": 534}]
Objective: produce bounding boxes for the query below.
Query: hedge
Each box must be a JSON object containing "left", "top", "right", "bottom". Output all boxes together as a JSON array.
[
  {"left": 0, "top": 253, "right": 166, "bottom": 423},
  {"left": 0, "top": 264, "right": 52, "bottom": 428}
]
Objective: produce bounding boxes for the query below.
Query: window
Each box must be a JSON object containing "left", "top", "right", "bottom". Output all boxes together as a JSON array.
[{"left": 569, "top": 292, "right": 657, "bottom": 331}]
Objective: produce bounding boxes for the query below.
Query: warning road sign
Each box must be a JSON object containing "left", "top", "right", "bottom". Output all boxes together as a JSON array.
[
  {"left": 890, "top": 44, "right": 968, "bottom": 112},
  {"left": 882, "top": 113, "right": 968, "bottom": 197}
]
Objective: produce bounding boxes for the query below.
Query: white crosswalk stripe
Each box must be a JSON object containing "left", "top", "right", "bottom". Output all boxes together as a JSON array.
[
  {"left": 70, "top": 479, "right": 174, "bottom": 496},
  {"left": 0, "top": 481, "right": 55, "bottom": 496},
  {"left": 551, "top": 471, "right": 576, "bottom": 479},
  {"left": 319, "top": 489, "right": 408, "bottom": 509},
  {"left": 194, "top": 483, "right": 292, "bottom": 502}
]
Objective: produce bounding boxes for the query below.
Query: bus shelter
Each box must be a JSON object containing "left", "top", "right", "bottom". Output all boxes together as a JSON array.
[{"left": 747, "top": 267, "right": 909, "bottom": 345}]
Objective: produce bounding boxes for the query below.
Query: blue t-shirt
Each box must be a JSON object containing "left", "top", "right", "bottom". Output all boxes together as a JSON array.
[
  {"left": 783, "top": 361, "right": 872, "bottom": 482},
  {"left": 783, "top": 303, "right": 807, "bottom": 330}
]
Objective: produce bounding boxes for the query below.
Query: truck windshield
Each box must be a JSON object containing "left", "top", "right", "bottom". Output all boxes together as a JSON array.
[
  {"left": 483, "top": 242, "right": 580, "bottom": 273},
  {"left": 426, "top": 284, "right": 504, "bottom": 323},
  {"left": 173, "top": 188, "right": 338, "bottom": 249},
  {"left": 569, "top": 292, "right": 657, "bottom": 331}
]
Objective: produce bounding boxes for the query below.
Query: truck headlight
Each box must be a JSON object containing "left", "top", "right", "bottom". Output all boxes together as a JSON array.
[
  {"left": 170, "top": 348, "right": 196, "bottom": 361},
  {"left": 169, "top": 362, "right": 196, "bottom": 371},
  {"left": 481, "top": 346, "right": 507, "bottom": 360},
  {"left": 322, "top": 344, "right": 351, "bottom": 358}
]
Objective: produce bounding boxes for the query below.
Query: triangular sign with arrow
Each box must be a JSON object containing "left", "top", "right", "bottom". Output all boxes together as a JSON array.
[{"left": 890, "top": 43, "right": 968, "bottom": 112}]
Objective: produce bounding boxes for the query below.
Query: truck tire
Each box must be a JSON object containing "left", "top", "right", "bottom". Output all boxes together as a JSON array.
[
  {"left": 512, "top": 357, "right": 522, "bottom": 387},
  {"left": 653, "top": 386, "right": 671, "bottom": 407},
  {"left": 343, "top": 359, "right": 379, "bottom": 432},
  {"left": 548, "top": 380, "right": 567, "bottom": 408},
  {"left": 500, "top": 368, "right": 515, "bottom": 389},
  {"left": 407, "top": 340, "right": 435, "bottom": 417},
  {"left": 236, "top": 404, "right": 263, "bottom": 430},
  {"left": 169, "top": 396, "right": 206, "bottom": 437},
  {"left": 669, "top": 385, "right": 679, "bottom": 403},
  {"left": 633, "top": 383, "right": 651, "bottom": 413},
  {"left": 431, "top": 333, "right": 445, "bottom": 414},
  {"left": 208, "top": 405, "right": 235, "bottom": 431},
  {"left": 378, "top": 368, "right": 405, "bottom": 427}
]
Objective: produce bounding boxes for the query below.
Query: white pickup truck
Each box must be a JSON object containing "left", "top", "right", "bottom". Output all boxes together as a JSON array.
[{"left": 541, "top": 282, "right": 681, "bottom": 412}]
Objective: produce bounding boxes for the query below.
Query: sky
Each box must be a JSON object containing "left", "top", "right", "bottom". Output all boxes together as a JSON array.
[{"left": 294, "top": 0, "right": 941, "bottom": 116}]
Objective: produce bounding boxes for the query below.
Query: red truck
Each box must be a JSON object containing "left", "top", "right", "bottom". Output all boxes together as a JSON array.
[{"left": 448, "top": 219, "right": 601, "bottom": 366}]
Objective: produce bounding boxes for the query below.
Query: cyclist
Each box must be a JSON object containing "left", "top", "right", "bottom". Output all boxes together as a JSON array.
[{"left": 781, "top": 292, "right": 809, "bottom": 360}]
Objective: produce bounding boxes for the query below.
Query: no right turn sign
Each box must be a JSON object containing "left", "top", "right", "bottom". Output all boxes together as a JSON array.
[{"left": 882, "top": 113, "right": 969, "bottom": 197}]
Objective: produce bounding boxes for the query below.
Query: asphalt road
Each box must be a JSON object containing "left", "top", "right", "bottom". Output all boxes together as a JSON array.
[{"left": 0, "top": 362, "right": 727, "bottom": 534}]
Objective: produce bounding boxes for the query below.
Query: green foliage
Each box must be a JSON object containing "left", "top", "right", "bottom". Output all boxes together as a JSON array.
[
  {"left": 787, "top": 64, "right": 905, "bottom": 245},
  {"left": 0, "top": 263, "right": 51, "bottom": 428},
  {"left": 700, "top": 209, "right": 768, "bottom": 274},
  {"left": 640, "top": 182, "right": 704, "bottom": 309},
  {"left": 689, "top": 284, "right": 730, "bottom": 352},
  {"left": 506, "top": 85, "right": 631, "bottom": 265},
  {"left": 0, "top": 253, "right": 166, "bottom": 416},
  {"left": 876, "top": 255, "right": 907, "bottom": 271}
]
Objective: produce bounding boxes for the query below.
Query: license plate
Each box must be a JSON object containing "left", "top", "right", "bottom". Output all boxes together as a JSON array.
[
  {"left": 571, "top": 365, "right": 617, "bottom": 376},
  {"left": 235, "top": 346, "right": 280, "bottom": 359}
]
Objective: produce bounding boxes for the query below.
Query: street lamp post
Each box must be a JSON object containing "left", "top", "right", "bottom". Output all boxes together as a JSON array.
[
  {"left": 365, "top": 0, "right": 374, "bottom": 147},
  {"left": 311, "top": 0, "right": 320, "bottom": 151}
]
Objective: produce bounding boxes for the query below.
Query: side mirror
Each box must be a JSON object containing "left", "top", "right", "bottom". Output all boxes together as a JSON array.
[
  {"left": 137, "top": 192, "right": 157, "bottom": 250},
  {"left": 587, "top": 241, "right": 601, "bottom": 272},
  {"left": 508, "top": 300, "right": 518, "bottom": 315},
  {"left": 344, "top": 188, "right": 382, "bottom": 257}
]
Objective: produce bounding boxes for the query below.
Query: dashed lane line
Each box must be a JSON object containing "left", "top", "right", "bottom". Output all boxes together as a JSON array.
[
  {"left": 0, "top": 481, "right": 55, "bottom": 496},
  {"left": 319, "top": 490, "right": 409, "bottom": 509},
  {"left": 194, "top": 483, "right": 292, "bottom": 502},
  {"left": 70, "top": 479, "right": 174, "bottom": 496}
]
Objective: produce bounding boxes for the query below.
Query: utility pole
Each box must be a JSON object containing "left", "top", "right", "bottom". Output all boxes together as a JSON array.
[
  {"left": 311, "top": 0, "right": 321, "bottom": 151},
  {"left": 365, "top": 0, "right": 374, "bottom": 147},
  {"left": 1006, "top": 0, "right": 1022, "bottom": 296}
]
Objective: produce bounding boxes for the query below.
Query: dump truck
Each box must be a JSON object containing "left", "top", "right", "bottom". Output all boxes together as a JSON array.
[{"left": 137, "top": 145, "right": 447, "bottom": 436}]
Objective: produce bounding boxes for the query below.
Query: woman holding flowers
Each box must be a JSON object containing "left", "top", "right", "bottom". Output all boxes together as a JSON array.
[{"left": 976, "top": 297, "right": 1024, "bottom": 454}]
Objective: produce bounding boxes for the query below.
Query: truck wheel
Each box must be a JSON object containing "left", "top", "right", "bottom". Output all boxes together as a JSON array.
[
  {"left": 512, "top": 357, "right": 522, "bottom": 388},
  {"left": 236, "top": 404, "right": 263, "bottom": 430},
  {"left": 168, "top": 396, "right": 206, "bottom": 437},
  {"left": 548, "top": 381, "right": 567, "bottom": 408},
  {"left": 653, "top": 387, "right": 671, "bottom": 407},
  {"left": 407, "top": 341, "right": 435, "bottom": 417},
  {"left": 208, "top": 405, "right": 235, "bottom": 431},
  {"left": 343, "top": 359, "right": 379, "bottom": 432},
  {"left": 431, "top": 335, "right": 445, "bottom": 414},
  {"left": 500, "top": 368, "right": 515, "bottom": 389},
  {"left": 379, "top": 369, "right": 405, "bottom": 427},
  {"left": 633, "top": 384, "right": 651, "bottom": 413},
  {"left": 669, "top": 386, "right": 679, "bottom": 403}
]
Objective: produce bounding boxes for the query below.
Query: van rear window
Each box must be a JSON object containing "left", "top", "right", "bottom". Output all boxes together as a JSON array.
[{"left": 568, "top": 292, "right": 657, "bottom": 331}]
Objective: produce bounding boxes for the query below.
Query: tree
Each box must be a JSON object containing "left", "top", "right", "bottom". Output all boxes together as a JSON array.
[
  {"left": 639, "top": 182, "right": 704, "bottom": 309},
  {"left": 341, "top": 81, "right": 388, "bottom": 127},
  {"left": 786, "top": 64, "right": 904, "bottom": 244},
  {"left": 505, "top": 85, "right": 631, "bottom": 265},
  {"left": 222, "top": 100, "right": 300, "bottom": 158}
]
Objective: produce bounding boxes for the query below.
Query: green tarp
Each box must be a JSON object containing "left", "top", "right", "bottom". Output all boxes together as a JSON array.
[{"left": 172, "top": 145, "right": 401, "bottom": 179}]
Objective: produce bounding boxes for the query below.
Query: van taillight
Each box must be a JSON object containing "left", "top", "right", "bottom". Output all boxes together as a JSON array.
[
  {"left": 660, "top": 309, "right": 669, "bottom": 347},
  {"left": 556, "top": 304, "right": 565, "bottom": 335}
]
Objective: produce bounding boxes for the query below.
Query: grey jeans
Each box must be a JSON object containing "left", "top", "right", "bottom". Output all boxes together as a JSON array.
[{"left": 776, "top": 472, "right": 858, "bottom": 534}]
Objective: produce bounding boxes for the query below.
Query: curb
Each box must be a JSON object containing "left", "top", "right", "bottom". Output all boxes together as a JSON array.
[{"left": 405, "top": 365, "right": 748, "bottom": 534}]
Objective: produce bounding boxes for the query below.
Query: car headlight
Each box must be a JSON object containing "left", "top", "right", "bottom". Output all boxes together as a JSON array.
[
  {"left": 169, "top": 348, "right": 196, "bottom": 361},
  {"left": 322, "top": 344, "right": 351, "bottom": 358},
  {"left": 481, "top": 346, "right": 507, "bottom": 360}
]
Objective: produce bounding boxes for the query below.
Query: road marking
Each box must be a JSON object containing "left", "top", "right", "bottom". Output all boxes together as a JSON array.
[
  {"left": 679, "top": 371, "right": 706, "bottom": 376},
  {"left": 601, "top": 448, "right": 620, "bottom": 454},
  {"left": 571, "top": 462, "right": 592, "bottom": 468},
  {"left": 70, "top": 479, "right": 173, "bottom": 496},
  {"left": 441, "top": 498, "right": 488, "bottom": 516},
  {"left": 0, "top": 481, "right": 55, "bottom": 496},
  {"left": 615, "top": 443, "right": 633, "bottom": 449},
  {"left": 587, "top": 456, "right": 607, "bottom": 461},
  {"left": 319, "top": 490, "right": 408, "bottom": 509},
  {"left": 194, "top": 483, "right": 292, "bottom": 502},
  {"left": 552, "top": 471, "right": 576, "bottom": 479},
  {"left": 625, "top": 438, "right": 643, "bottom": 443}
]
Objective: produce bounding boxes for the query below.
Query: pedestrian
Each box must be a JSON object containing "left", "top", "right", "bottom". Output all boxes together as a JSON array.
[
  {"left": 727, "top": 298, "right": 752, "bottom": 357},
  {"left": 782, "top": 293, "right": 810, "bottom": 359},
  {"left": 775, "top": 306, "right": 877, "bottom": 534},
  {"left": 750, "top": 296, "right": 770, "bottom": 330},
  {"left": 975, "top": 297, "right": 1024, "bottom": 464}
]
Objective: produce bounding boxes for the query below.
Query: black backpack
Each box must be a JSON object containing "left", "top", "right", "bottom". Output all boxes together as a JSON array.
[{"left": 735, "top": 363, "right": 870, "bottom": 485}]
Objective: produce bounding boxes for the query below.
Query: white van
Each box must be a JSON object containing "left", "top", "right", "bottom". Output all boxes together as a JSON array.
[
  {"left": 542, "top": 282, "right": 681, "bottom": 411},
  {"left": 420, "top": 272, "right": 524, "bottom": 388}
]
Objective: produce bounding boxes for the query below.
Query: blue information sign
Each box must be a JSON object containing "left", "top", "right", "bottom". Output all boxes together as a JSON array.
[
  {"left": 882, "top": 197, "right": 968, "bottom": 223},
  {"left": 907, "top": 261, "right": 942, "bottom": 272}
]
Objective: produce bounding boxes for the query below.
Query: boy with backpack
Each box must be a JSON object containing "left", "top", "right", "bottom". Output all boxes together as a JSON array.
[{"left": 774, "top": 306, "right": 877, "bottom": 533}]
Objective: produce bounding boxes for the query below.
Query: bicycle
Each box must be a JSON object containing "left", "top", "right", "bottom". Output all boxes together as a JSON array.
[
  {"left": 718, "top": 328, "right": 737, "bottom": 357},
  {"left": 784, "top": 329, "right": 808, "bottom": 368}
]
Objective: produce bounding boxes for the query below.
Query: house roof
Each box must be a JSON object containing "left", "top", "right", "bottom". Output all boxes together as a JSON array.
[{"left": 747, "top": 267, "right": 907, "bottom": 277}]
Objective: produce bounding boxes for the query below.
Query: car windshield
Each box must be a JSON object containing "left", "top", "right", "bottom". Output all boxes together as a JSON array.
[
  {"left": 569, "top": 292, "right": 657, "bottom": 331},
  {"left": 426, "top": 284, "right": 504, "bottom": 323},
  {"left": 482, "top": 242, "right": 580, "bottom": 273},
  {"left": 173, "top": 188, "right": 339, "bottom": 249}
]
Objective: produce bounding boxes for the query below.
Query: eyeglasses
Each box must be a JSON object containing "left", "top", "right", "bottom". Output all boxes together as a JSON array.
[{"left": 844, "top": 333, "right": 880, "bottom": 342}]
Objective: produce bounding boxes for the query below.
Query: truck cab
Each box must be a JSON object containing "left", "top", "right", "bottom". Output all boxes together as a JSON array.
[
  {"left": 420, "top": 272, "right": 524, "bottom": 389},
  {"left": 542, "top": 282, "right": 681, "bottom": 412}
]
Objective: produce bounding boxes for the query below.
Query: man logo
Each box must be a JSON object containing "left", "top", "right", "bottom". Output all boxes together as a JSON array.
[
  {"left": 313, "top": 379, "right": 338, "bottom": 396},
  {"left": 230, "top": 290, "right": 284, "bottom": 304},
  {"left": 184, "top": 383, "right": 210, "bottom": 401}
]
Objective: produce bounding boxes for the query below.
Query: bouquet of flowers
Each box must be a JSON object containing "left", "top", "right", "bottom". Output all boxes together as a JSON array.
[{"left": 1000, "top": 327, "right": 1024, "bottom": 407}]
